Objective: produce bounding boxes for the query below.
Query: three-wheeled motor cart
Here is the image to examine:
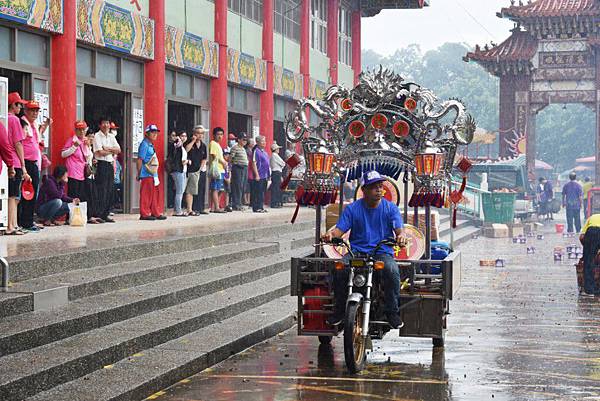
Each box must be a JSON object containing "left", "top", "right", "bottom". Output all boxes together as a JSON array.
[{"left": 282, "top": 68, "right": 474, "bottom": 373}]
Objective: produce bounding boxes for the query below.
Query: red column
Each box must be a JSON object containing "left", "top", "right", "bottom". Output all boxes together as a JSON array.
[
  {"left": 211, "top": 0, "right": 228, "bottom": 146},
  {"left": 260, "top": 0, "right": 274, "bottom": 150},
  {"left": 351, "top": 10, "right": 361, "bottom": 86},
  {"left": 498, "top": 77, "right": 515, "bottom": 157},
  {"left": 327, "top": 0, "right": 339, "bottom": 85},
  {"left": 144, "top": 0, "right": 166, "bottom": 209},
  {"left": 300, "top": 0, "right": 310, "bottom": 98},
  {"left": 50, "top": 0, "right": 76, "bottom": 166}
]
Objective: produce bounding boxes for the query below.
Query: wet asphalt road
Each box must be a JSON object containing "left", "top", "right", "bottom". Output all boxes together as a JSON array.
[{"left": 147, "top": 221, "right": 600, "bottom": 401}]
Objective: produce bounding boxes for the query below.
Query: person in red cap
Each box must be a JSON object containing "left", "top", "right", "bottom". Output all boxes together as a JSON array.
[
  {"left": 61, "top": 120, "right": 102, "bottom": 224},
  {"left": 6, "top": 92, "right": 30, "bottom": 235},
  {"left": 18, "top": 100, "right": 43, "bottom": 232}
]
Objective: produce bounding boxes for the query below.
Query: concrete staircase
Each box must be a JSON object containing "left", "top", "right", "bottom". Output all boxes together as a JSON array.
[
  {"left": 0, "top": 208, "right": 479, "bottom": 401},
  {"left": 0, "top": 221, "right": 315, "bottom": 401}
]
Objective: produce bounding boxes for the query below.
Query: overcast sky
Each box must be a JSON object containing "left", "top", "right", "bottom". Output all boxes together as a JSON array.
[{"left": 362, "top": 0, "right": 516, "bottom": 54}]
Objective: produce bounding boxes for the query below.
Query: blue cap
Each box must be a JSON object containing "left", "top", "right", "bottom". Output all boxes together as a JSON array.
[
  {"left": 145, "top": 124, "right": 160, "bottom": 133},
  {"left": 360, "top": 170, "right": 386, "bottom": 187}
]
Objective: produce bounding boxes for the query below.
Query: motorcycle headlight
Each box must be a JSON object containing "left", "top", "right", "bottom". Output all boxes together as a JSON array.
[{"left": 353, "top": 274, "right": 366, "bottom": 288}]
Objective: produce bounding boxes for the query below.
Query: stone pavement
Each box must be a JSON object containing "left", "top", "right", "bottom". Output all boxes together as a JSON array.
[
  {"left": 1, "top": 206, "right": 314, "bottom": 261},
  {"left": 153, "top": 216, "right": 600, "bottom": 401}
]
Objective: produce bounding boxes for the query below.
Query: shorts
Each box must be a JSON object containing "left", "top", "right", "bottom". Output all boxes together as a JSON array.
[
  {"left": 8, "top": 168, "right": 23, "bottom": 199},
  {"left": 210, "top": 173, "right": 225, "bottom": 191},
  {"left": 185, "top": 171, "right": 200, "bottom": 195}
]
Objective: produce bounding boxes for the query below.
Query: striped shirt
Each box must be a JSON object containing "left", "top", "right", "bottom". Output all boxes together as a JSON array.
[{"left": 230, "top": 144, "right": 248, "bottom": 166}]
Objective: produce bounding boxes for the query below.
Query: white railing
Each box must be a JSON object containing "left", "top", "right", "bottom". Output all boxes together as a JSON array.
[{"left": 451, "top": 180, "right": 489, "bottom": 220}]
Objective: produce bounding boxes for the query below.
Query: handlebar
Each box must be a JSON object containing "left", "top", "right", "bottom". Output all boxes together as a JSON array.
[{"left": 324, "top": 237, "right": 397, "bottom": 259}]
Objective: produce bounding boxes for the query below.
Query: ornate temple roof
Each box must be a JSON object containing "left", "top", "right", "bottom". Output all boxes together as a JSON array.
[
  {"left": 499, "top": 0, "right": 600, "bottom": 19},
  {"left": 464, "top": 30, "right": 538, "bottom": 76}
]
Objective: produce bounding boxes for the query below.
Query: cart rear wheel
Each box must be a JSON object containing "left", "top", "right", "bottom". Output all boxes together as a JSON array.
[
  {"left": 344, "top": 301, "right": 367, "bottom": 373},
  {"left": 318, "top": 336, "right": 332, "bottom": 345},
  {"left": 433, "top": 337, "right": 445, "bottom": 348}
]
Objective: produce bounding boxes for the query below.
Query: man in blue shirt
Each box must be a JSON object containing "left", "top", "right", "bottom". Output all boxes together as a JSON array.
[
  {"left": 322, "top": 170, "right": 406, "bottom": 329},
  {"left": 562, "top": 172, "right": 583, "bottom": 233},
  {"left": 137, "top": 124, "right": 167, "bottom": 221}
]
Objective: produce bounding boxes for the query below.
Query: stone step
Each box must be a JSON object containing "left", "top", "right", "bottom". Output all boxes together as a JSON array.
[
  {"left": 27, "top": 296, "right": 296, "bottom": 401},
  {"left": 0, "top": 246, "right": 312, "bottom": 358},
  {"left": 8, "top": 220, "right": 313, "bottom": 283},
  {"left": 0, "top": 270, "right": 296, "bottom": 401}
]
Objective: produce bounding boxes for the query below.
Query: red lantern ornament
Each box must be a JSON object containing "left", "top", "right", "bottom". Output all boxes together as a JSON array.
[
  {"left": 457, "top": 157, "right": 473, "bottom": 174},
  {"left": 404, "top": 98, "right": 417, "bottom": 111},
  {"left": 392, "top": 120, "right": 411, "bottom": 138},
  {"left": 370, "top": 113, "right": 388, "bottom": 130},
  {"left": 340, "top": 98, "right": 353, "bottom": 111},
  {"left": 349, "top": 120, "right": 366, "bottom": 138}
]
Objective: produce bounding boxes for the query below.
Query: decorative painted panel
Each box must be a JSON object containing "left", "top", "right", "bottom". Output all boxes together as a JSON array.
[
  {"left": 539, "top": 51, "right": 590, "bottom": 68},
  {"left": 274, "top": 65, "right": 303, "bottom": 100},
  {"left": 533, "top": 67, "right": 596, "bottom": 81},
  {"left": 0, "top": 0, "right": 63, "bottom": 33},
  {"left": 165, "top": 25, "right": 218, "bottom": 78},
  {"left": 227, "top": 47, "right": 266, "bottom": 91},
  {"left": 309, "top": 78, "right": 328, "bottom": 100},
  {"left": 77, "top": 0, "right": 154, "bottom": 60},
  {"left": 539, "top": 40, "right": 588, "bottom": 53},
  {"left": 530, "top": 90, "right": 596, "bottom": 104},
  {"left": 532, "top": 80, "right": 595, "bottom": 92}
]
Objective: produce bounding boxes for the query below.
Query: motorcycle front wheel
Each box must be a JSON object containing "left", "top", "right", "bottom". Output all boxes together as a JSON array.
[{"left": 343, "top": 301, "right": 367, "bottom": 373}]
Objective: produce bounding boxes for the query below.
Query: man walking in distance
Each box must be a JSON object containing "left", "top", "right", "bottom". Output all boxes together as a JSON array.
[
  {"left": 563, "top": 172, "right": 584, "bottom": 233},
  {"left": 93, "top": 118, "right": 120, "bottom": 223},
  {"left": 230, "top": 132, "right": 248, "bottom": 211}
]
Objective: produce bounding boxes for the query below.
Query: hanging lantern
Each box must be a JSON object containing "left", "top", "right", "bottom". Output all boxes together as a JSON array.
[
  {"left": 404, "top": 98, "right": 417, "bottom": 111},
  {"left": 392, "top": 120, "right": 411, "bottom": 138},
  {"left": 349, "top": 120, "right": 366, "bottom": 138},
  {"left": 307, "top": 152, "right": 335, "bottom": 175},
  {"left": 340, "top": 98, "right": 353, "bottom": 111},
  {"left": 370, "top": 113, "right": 388, "bottom": 130},
  {"left": 414, "top": 144, "right": 445, "bottom": 178}
]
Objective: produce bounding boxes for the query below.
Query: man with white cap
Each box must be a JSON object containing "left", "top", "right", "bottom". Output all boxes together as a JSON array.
[
  {"left": 321, "top": 170, "right": 407, "bottom": 329},
  {"left": 269, "top": 142, "right": 285, "bottom": 208}
]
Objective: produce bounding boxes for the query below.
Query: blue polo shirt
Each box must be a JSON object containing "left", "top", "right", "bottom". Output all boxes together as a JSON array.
[
  {"left": 336, "top": 198, "right": 403, "bottom": 255},
  {"left": 138, "top": 138, "right": 157, "bottom": 179}
]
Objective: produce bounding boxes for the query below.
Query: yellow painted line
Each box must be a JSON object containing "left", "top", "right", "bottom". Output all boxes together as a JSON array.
[
  {"left": 132, "top": 353, "right": 144, "bottom": 357},
  {"left": 145, "top": 390, "right": 166, "bottom": 400},
  {"left": 103, "top": 364, "right": 114, "bottom": 369},
  {"left": 179, "top": 378, "right": 191, "bottom": 384},
  {"left": 289, "top": 383, "right": 422, "bottom": 401},
  {"left": 208, "top": 374, "right": 447, "bottom": 385},
  {"left": 222, "top": 389, "right": 266, "bottom": 394}
]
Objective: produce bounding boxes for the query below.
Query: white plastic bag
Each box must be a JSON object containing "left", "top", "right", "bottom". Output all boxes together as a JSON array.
[{"left": 68, "top": 201, "right": 87, "bottom": 227}]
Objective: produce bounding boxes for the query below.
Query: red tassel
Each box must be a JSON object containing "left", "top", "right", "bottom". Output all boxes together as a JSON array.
[
  {"left": 452, "top": 207, "right": 457, "bottom": 228},
  {"left": 280, "top": 173, "right": 292, "bottom": 190}
]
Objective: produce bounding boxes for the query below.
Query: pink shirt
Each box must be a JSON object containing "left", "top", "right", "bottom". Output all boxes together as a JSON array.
[
  {"left": 7, "top": 113, "right": 24, "bottom": 169},
  {"left": 0, "top": 122, "right": 13, "bottom": 174},
  {"left": 63, "top": 135, "right": 90, "bottom": 181},
  {"left": 21, "top": 117, "right": 41, "bottom": 164}
]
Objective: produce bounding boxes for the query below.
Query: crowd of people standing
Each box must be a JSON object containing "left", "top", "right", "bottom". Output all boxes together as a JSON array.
[
  {"left": 0, "top": 90, "right": 296, "bottom": 234},
  {"left": 165, "top": 128, "right": 288, "bottom": 216}
]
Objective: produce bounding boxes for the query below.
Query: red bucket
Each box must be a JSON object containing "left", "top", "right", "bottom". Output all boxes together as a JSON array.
[{"left": 555, "top": 224, "right": 564, "bottom": 234}]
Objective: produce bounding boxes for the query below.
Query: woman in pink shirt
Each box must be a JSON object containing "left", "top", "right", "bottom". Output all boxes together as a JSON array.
[
  {"left": 18, "top": 100, "right": 43, "bottom": 231},
  {"left": 6, "top": 92, "right": 29, "bottom": 235},
  {"left": 61, "top": 120, "right": 101, "bottom": 224}
]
